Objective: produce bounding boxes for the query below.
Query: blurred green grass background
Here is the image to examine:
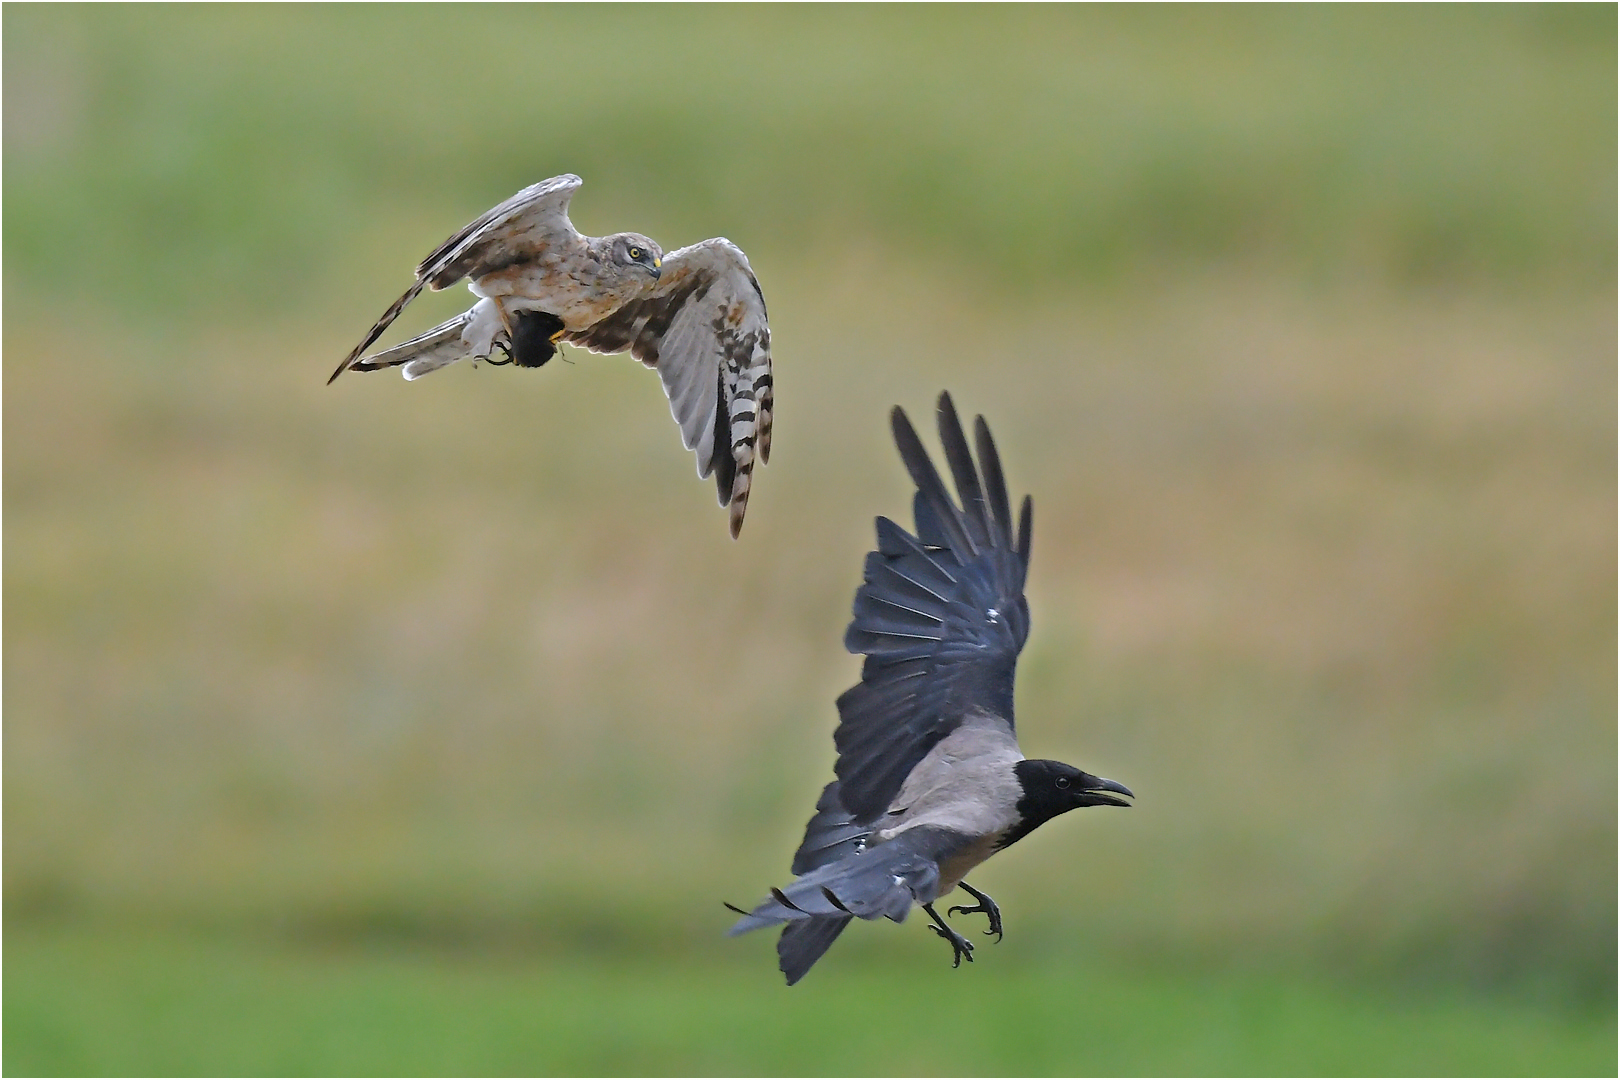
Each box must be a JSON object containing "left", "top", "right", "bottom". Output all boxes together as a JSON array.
[{"left": 4, "top": 5, "right": 1614, "bottom": 1075}]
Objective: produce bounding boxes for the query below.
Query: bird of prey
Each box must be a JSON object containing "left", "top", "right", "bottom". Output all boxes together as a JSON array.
[
  {"left": 327, "top": 174, "right": 773, "bottom": 538},
  {"left": 727, "top": 392, "right": 1132, "bottom": 984}
]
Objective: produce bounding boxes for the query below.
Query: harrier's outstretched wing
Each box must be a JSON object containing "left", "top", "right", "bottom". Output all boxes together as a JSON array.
[
  {"left": 328, "top": 174, "right": 584, "bottom": 383},
  {"left": 831, "top": 392, "right": 1034, "bottom": 821},
  {"left": 564, "top": 238, "right": 774, "bottom": 538}
]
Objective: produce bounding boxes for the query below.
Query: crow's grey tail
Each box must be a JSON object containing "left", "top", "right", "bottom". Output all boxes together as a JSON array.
[
  {"left": 728, "top": 825, "right": 971, "bottom": 987},
  {"left": 778, "top": 916, "right": 852, "bottom": 985}
]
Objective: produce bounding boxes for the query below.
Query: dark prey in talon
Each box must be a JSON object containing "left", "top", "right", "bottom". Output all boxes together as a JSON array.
[
  {"left": 329, "top": 174, "right": 773, "bottom": 538},
  {"left": 727, "top": 392, "right": 1133, "bottom": 984},
  {"left": 506, "top": 309, "right": 567, "bottom": 369}
]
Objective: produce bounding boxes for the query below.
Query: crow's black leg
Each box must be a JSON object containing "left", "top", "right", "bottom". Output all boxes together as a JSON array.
[
  {"left": 483, "top": 339, "right": 515, "bottom": 366},
  {"left": 923, "top": 902, "right": 975, "bottom": 968},
  {"left": 947, "top": 881, "right": 1004, "bottom": 942}
]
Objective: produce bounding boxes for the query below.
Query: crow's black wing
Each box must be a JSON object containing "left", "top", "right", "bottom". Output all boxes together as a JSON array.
[
  {"left": 790, "top": 781, "right": 870, "bottom": 875},
  {"left": 831, "top": 392, "right": 1034, "bottom": 822}
]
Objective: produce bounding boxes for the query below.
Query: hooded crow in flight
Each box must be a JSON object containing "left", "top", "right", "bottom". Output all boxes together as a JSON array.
[{"left": 727, "top": 392, "right": 1132, "bottom": 984}]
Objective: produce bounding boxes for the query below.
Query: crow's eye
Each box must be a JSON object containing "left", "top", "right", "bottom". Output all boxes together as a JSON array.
[{"left": 1055, "top": 776, "right": 1071, "bottom": 790}]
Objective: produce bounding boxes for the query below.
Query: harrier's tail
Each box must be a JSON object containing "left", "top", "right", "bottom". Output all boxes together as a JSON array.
[
  {"left": 327, "top": 279, "right": 428, "bottom": 384},
  {"left": 342, "top": 311, "right": 479, "bottom": 382}
]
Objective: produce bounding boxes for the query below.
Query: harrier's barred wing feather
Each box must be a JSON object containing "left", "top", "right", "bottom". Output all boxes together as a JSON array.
[
  {"left": 564, "top": 238, "right": 773, "bottom": 537},
  {"left": 327, "top": 175, "right": 583, "bottom": 384},
  {"left": 832, "top": 393, "right": 1033, "bottom": 821}
]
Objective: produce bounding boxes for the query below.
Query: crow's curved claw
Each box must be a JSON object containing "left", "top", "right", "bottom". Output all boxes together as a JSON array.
[
  {"left": 947, "top": 882, "right": 1004, "bottom": 942},
  {"left": 923, "top": 902, "right": 976, "bottom": 968}
]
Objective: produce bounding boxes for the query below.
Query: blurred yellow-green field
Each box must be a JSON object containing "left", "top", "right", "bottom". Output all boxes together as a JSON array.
[{"left": 5, "top": 5, "right": 1614, "bottom": 1075}]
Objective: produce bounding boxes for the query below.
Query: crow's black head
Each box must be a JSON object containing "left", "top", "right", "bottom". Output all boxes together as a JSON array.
[{"left": 1000, "top": 758, "right": 1132, "bottom": 850}]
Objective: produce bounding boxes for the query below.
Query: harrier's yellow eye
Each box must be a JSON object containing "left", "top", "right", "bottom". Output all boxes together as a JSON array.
[{"left": 629, "top": 247, "right": 642, "bottom": 259}]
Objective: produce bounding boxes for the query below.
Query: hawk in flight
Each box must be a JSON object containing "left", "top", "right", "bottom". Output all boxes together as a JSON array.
[{"left": 328, "top": 174, "right": 773, "bottom": 538}]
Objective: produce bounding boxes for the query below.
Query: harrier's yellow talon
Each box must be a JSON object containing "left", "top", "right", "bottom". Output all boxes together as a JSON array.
[{"left": 492, "top": 297, "right": 515, "bottom": 339}]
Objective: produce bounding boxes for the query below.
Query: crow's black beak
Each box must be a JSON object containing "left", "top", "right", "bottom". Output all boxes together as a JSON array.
[{"left": 1083, "top": 776, "right": 1134, "bottom": 807}]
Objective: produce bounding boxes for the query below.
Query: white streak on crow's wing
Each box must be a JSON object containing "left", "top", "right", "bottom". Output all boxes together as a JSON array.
[
  {"left": 328, "top": 174, "right": 583, "bottom": 383},
  {"left": 789, "top": 781, "right": 871, "bottom": 876},
  {"left": 832, "top": 392, "right": 1033, "bottom": 821},
  {"left": 758, "top": 777, "right": 873, "bottom": 984},
  {"left": 564, "top": 238, "right": 773, "bottom": 537}
]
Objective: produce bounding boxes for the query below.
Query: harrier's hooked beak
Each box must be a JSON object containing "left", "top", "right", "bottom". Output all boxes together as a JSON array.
[{"left": 650, "top": 256, "right": 662, "bottom": 280}]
